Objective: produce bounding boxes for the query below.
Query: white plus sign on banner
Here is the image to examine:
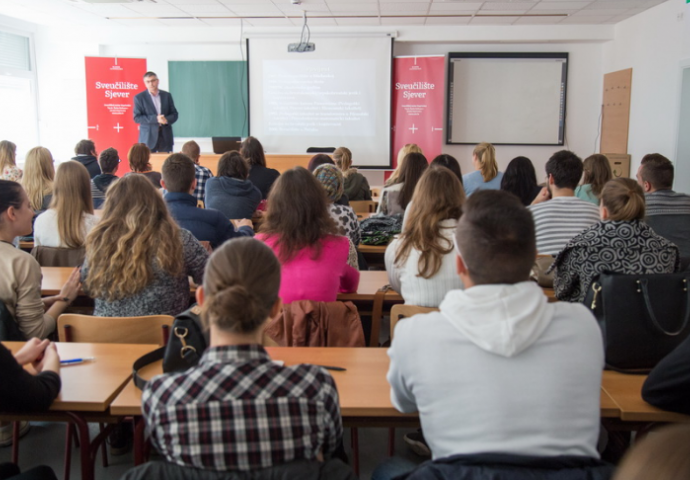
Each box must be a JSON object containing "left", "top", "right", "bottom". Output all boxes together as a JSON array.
[
  {"left": 114, "top": 123, "right": 124, "bottom": 133},
  {"left": 409, "top": 124, "right": 418, "bottom": 134}
]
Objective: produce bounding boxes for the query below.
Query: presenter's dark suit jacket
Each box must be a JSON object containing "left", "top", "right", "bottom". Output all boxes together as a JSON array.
[{"left": 133, "top": 90, "right": 178, "bottom": 152}]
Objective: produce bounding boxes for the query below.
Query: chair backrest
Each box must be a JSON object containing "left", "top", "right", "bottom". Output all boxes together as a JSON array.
[
  {"left": 390, "top": 304, "right": 439, "bottom": 340},
  {"left": 370, "top": 187, "right": 381, "bottom": 200},
  {"left": 31, "top": 246, "right": 85, "bottom": 267},
  {"left": 350, "top": 200, "right": 377, "bottom": 213},
  {"left": 57, "top": 314, "right": 174, "bottom": 345},
  {"left": 306, "top": 147, "right": 336, "bottom": 153}
]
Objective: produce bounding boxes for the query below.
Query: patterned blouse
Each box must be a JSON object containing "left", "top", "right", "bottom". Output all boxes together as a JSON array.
[
  {"left": 552, "top": 220, "right": 679, "bottom": 303},
  {"left": 1, "top": 165, "right": 23, "bottom": 182},
  {"left": 142, "top": 344, "right": 342, "bottom": 471},
  {"left": 328, "top": 203, "right": 361, "bottom": 246}
]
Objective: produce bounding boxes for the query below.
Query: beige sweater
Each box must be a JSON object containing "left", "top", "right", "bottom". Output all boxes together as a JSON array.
[{"left": 0, "top": 242, "right": 55, "bottom": 339}]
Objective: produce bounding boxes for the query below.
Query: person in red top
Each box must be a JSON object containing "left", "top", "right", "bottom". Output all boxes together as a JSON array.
[{"left": 255, "top": 167, "right": 359, "bottom": 304}]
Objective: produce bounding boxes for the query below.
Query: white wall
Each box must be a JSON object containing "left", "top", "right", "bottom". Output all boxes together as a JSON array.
[{"left": 602, "top": 0, "right": 686, "bottom": 183}]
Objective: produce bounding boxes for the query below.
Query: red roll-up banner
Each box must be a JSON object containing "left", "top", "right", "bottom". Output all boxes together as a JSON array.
[
  {"left": 84, "top": 57, "right": 147, "bottom": 175},
  {"left": 390, "top": 55, "right": 446, "bottom": 176}
]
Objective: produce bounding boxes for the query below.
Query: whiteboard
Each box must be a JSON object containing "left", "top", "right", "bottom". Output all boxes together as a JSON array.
[{"left": 447, "top": 53, "right": 568, "bottom": 146}]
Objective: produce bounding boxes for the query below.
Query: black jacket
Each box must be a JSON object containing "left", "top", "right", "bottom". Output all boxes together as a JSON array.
[
  {"left": 398, "top": 454, "right": 613, "bottom": 480},
  {"left": 71, "top": 155, "right": 101, "bottom": 179},
  {"left": 120, "top": 459, "right": 356, "bottom": 480},
  {"left": 643, "top": 333, "right": 690, "bottom": 415},
  {"left": 0, "top": 343, "right": 61, "bottom": 412},
  {"left": 247, "top": 165, "right": 280, "bottom": 200}
]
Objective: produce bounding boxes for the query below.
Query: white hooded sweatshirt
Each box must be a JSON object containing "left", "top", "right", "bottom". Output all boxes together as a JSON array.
[{"left": 387, "top": 281, "right": 604, "bottom": 460}]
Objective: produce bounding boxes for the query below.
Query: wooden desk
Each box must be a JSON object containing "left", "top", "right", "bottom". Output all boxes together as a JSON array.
[
  {"left": 150, "top": 153, "right": 312, "bottom": 176},
  {"left": 19, "top": 240, "right": 33, "bottom": 251},
  {"left": 602, "top": 370, "right": 690, "bottom": 422}
]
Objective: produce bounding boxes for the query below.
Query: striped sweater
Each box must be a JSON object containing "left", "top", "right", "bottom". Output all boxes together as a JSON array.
[
  {"left": 528, "top": 197, "right": 600, "bottom": 256},
  {"left": 645, "top": 190, "right": 690, "bottom": 216}
]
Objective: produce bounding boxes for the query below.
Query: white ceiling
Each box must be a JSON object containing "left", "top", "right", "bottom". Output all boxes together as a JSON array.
[{"left": 1, "top": 0, "right": 671, "bottom": 28}]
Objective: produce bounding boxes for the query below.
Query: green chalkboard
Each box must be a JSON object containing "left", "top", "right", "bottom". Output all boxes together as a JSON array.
[{"left": 168, "top": 61, "right": 248, "bottom": 137}]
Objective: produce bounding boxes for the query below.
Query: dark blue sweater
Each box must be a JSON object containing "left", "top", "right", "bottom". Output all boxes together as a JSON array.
[
  {"left": 164, "top": 192, "right": 253, "bottom": 249},
  {"left": 204, "top": 176, "right": 262, "bottom": 220}
]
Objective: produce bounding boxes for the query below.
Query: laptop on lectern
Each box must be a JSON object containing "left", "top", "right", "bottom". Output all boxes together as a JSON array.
[{"left": 211, "top": 137, "right": 242, "bottom": 154}]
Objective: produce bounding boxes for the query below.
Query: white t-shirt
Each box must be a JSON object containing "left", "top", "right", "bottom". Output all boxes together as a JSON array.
[{"left": 34, "top": 209, "right": 99, "bottom": 248}]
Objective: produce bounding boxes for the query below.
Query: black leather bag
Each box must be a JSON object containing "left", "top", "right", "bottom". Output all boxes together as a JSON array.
[
  {"left": 0, "top": 300, "right": 25, "bottom": 342},
  {"left": 583, "top": 272, "right": 690, "bottom": 373},
  {"left": 134, "top": 305, "right": 209, "bottom": 389}
]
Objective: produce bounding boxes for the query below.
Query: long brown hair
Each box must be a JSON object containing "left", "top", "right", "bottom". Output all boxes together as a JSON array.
[
  {"left": 202, "top": 238, "right": 281, "bottom": 334},
  {"left": 259, "top": 166, "right": 339, "bottom": 262},
  {"left": 474, "top": 142, "right": 498, "bottom": 182},
  {"left": 240, "top": 136, "right": 266, "bottom": 168},
  {"left": 84, "top": 174, "right": 183, "bottom": 301},
  {"left": 398, "top": 152, "right": 429, "bottom": 211},
  {"left": 50, "top": 161, "right": 94, "bottom": 248},
  {"left": 395, "top": 167, "right": 464, "bottom": 278},
  {"left": 128, "top": 143, "right": 152, "bottom": 173},
  {"left": 0, "top": 140, "right": 17, "bottom": 173},
  {"left": 582, "top": 154, "right": 613, "bottom": 198},
  {"left": 22, "top": 147, "right": 54, "bottom": 211},
  {"left": 614, "top": 424, "right": 690, "bottom": 480}
]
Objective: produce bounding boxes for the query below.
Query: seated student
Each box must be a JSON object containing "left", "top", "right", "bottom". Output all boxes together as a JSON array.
[
  {"left": 333, "top": 146, "right": 372, "bottom": 201},
  {"left": 204, "top": 151, "right": 262, "bottom": 220},
  {"left": 500, "top": 156, "right": 542, "bottom": 206},
  {"left": 378, "top": 190, "right": 603, "bottom": 478},
  {"left": 313, "top": 164, "right": 361, "bottom": 247},
  {"left": 82, "top": 174, "right": 208, "bottom": 317},
  {"left": 180, "top": 140, "right": 213, "bottom": 206},
  {"left": 142, "top": 237, "right": 343, "bottom": 472},
  {"left": 90, "top": 147, "right": 120, "bottom": 209},
  {"left": 575, "top": 154, "right": 612, "bottom": 206},
  {"left": 240, "top": 136, "right": 279, "bottom": 200},
  {"left": 256, "top": 167, "right": 359, "bottom": 304},
  {"left": 0, "top": 181, "right": 81, "bottom": 339},
  {"left": 430, "top": 154, "right": 463, "bottom": 186},
  {"left": 21, "top": 147, "right": 54, "bottom": 232},
  {"left": 641, "top": 332, "right": 690, "bottom": 416},
  {"left": 0, "top": 140, "right": 22, "bottom": 182},
  {"left": 462, "top": 142, "right": 503, "bottom": 196},
  {"left": 307, "top": 153, "right": 334, "bottom": 172},
  {"left": 637, "top": 153, "right": 690, "bottom": 259},
  {"left": 386, "top": 144, "right": 423, "bottom": 187},
  {"left": 613, "top": 424, "right": 690, "bottom": 480},
  {"left": 553, "top": 178, "right": 679, "bottom": 303},
  {"left": 34, "top": 161, "right": 99, "bottom": 249},
  {"left": 162, "top": 153, "right": 253, "bottom": 249},
  {"left": 71, "top": 139, "right": 101, "bottom": 179},
  {"left": 386, "top": 167, "right": 464, "bottom": 307},
  {"left": 378, "top": 152, "right": 428, "bottom": 216},
  {"left": 528, "top": 150, "right": 600, "bottom": 255},
  {"left": 127, "top": 143, "right": 161, "bottom": 188}
]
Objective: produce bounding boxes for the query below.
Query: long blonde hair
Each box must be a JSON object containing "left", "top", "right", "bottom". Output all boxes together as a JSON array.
[
  {"left": 22, "top": 147, "right": 54, "bottom": 211},
  {"left": 395, "top": 167, "right": 465, "bottom": 278},
  {"left": 50, "top": 161, "right": 94, "bottom": 248},
  {"left": 84, "top": 174, "right": 183, "bottom": 302},
  {"left": 333, "top": 147, "right": 353, "bottom": 177},
  {"left": 474, "top": 142, "right": 498, "bottom": 182},
  {"left": 387, "top": 143, "right": 423, "bottom": 186},
  {"left": 0, "top": 140, "right": 17, "bottom": 173}
]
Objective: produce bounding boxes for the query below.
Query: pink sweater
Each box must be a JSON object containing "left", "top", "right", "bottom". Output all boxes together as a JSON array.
[{"left": 256, "top": 234, "right": 360, "bottom": 304}]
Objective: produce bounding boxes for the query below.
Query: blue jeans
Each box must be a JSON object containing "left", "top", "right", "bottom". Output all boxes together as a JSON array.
[{"left": 371, "top": 456, "right": 419, "bottom": 480}]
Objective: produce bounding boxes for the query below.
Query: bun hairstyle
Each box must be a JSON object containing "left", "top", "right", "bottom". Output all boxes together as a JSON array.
[
  {"left": 473, "top": 142, "right": 498, "bottom": 183},
  {"left": 601, "top": 177, "right": 646, "bottom": 221},
  {"left": 201, "top": 237, "right": 281, "bottom": 334}
]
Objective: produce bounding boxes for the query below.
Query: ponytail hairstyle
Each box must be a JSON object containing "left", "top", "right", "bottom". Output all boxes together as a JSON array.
[
  {"left": 601, "top": 178, "right": 645, "bottom": 221},
  {"left": 201, "top": 237, "right": 281, "bottom": 334},
  {"left": 473, "top": 142, "right": 498, "bottom": 183},
  {"left": 582, "top": 154, "right": 613, "bottom": 198},
  {"left": 0, "top": 140, "right": 17, "bottom": 173},
  {"left": 333, "top": 146, "right": 353, "bottom": 177},
  {"left": 22, "top": 147, "right": 55, "bottom": 211}
]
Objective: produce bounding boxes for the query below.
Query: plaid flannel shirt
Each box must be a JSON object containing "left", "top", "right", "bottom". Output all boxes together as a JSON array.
[
  {"left": 194, "top": 164, "right": 214, "bottom": 205},
  {"left": 142, "top": 345, "right": 343, "bottom": 472}
]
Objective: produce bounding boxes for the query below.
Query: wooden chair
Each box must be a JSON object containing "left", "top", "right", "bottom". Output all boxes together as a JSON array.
[
  {"left": 390, "top": 304, "right": 439, "bottom": 340},
  {"left": 57, "top": 314, "right": 174, "bottom": 479},
  {"left": 31, "top": 246, "right": 85, "bottom": 267},
  {"left": 57, "top": 314, "right": 174, "bottom": 345},
  {"left": 350, "top": 200, "right": 377, "bottom": 214},
  {"left": 370, "top": 186, "right": 381, "bottom": 200}
]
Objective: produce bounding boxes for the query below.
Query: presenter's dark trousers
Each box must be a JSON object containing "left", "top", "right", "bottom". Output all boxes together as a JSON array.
[{"left": 152, "top": 125, "right": 172, "bottom": 153}]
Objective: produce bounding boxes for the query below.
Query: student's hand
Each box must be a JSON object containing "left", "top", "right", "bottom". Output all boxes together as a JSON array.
[
  {"left": 33, "top": 342, "right": 60, "bottom": 374},
  {"left": 58, "top": 267, "right": 82, "bottom": 304},
  {"left": 14, "top": 338, "right": 51, "bottom": 366},
  {"left": 236, "top": 219, "right": 253, "bottom": 229},
  {"left": 531, "top": 187, "right": 551, "bottom": 205}
]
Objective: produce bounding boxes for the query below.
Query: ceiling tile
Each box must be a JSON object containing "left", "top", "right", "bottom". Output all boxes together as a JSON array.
[
  {"left": 175, "top": 4, "right": 233, "bottom": 15},
  {"left": 72, "top": 4, "right": 146, "bottom": 17},
  {"left": 470, "top": 15, "right": 519, "bottom": 24},
  {"left": 380, "top": 16, "right": 427, "bottom": 24},
  {"left": 530, "top": 1, "right": 591, "bottom": 10},
  {"left": 242, "top": 17, "right": 293, "bottom": 25},
  {"left": 225, "top": 4, "right": 284, "bottom": 15},
  {"left": 156, "top": 18, "right": 207, "bottom": 26},
  {"left": 164, "top": 0, "right": 221, "bottom": 4},
  {"left": 424, "top": 16, "right": 472, "bottom": 25},
  {"left": 380, "top": 3, "right": 430, "bottom": 12},
  {"left": 199, "top": 17, "right": 243, "bottom": 25},
  {"left": 559, "top": 14, "right": 615, "bottom": 23},
  {"left": 571, "top": 8, "right": 627, "bottom": 15},
  {"left": 110, "top": 18, "right": 168, "bottom": 27},
  {"left": 334, "top": 17, "right": 380, "bottom": 25},
  {"left": 121, "top": 4, "right": 187, "bottom": 15},
  {"left": 513, "top": 15, "right": 566, "bottom": 24},
  {"left": 480, "top": 2, "right": 535, "bottom": 12},
  {"left": 326, "top": 2, "right": 379, "bottom": 12},
  {"left": 429, "top": 2, "right": 483, "bottom": 11}
]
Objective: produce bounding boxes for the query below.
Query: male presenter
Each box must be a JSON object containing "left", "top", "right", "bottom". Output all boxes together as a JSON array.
[{"left": 133, "top": 71, "right": 178, "bottom": 153}]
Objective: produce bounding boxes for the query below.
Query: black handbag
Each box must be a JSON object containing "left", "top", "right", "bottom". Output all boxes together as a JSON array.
[
  {"left": 133, "top": 305, "right": 209, "bottom": 389},
  {"left": 0, "top": 300, "right": 25, "bottom": 342},
  {"left": 583, "top": 272, "right": 690, "bottom": 373}
]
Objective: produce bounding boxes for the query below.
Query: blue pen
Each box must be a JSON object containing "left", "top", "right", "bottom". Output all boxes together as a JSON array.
[{"left": 60, "top": 357, "right": 95, "bottom": 365}]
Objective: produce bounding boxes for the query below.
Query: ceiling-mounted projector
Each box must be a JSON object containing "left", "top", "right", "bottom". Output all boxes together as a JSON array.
[{"left": 288, "top": 43, "right": 315, "bottom": 53}]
